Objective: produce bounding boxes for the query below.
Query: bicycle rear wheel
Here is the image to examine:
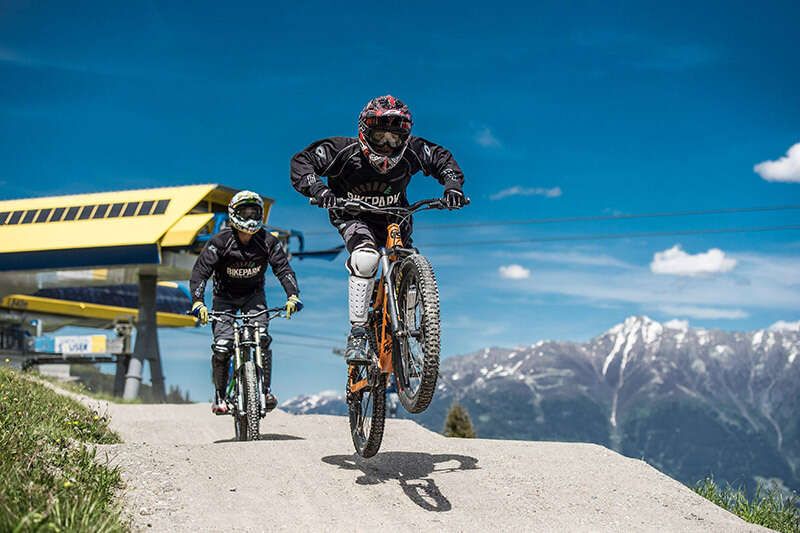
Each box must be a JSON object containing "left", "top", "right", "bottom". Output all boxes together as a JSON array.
[
  {"left": 394, "top": 253, "right": 441, "bottom": 414},
  {"left": 347, "top": 364, "right": 386, "bottom": 458}
]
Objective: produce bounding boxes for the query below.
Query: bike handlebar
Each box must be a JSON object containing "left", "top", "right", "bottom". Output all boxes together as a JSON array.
[
  {"left": 187, "top": 306, "right": 286, "bottom": 324},
  {"left": 309, "top": 196, "right": 470, "bottom": 214}
]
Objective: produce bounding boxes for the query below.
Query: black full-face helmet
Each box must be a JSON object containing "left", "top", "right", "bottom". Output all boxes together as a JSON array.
[{"left": 357, "top": 95, "right": 413, "bottom": 173}]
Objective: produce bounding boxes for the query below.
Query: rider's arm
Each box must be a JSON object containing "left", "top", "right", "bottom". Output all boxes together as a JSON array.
[
  {"left": 407, "top": 136, "right": 465, "bottom": 192},
  {"left": 266, "top": 237, "right": 300, "bottom": 298},
  {"left": 189, "top": 237, "right": 221, "bottom": 303},
  {"left": 290, "top": 137, "right": 359, "bottom": 197}
]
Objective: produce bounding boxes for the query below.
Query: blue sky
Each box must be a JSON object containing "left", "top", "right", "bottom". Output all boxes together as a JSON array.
[{"left": 2, "top": 1, "right": 799, "bottom": 401}]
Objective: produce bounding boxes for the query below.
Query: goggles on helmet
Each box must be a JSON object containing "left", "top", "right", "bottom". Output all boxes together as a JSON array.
[
  {"left": 235, "top": 204, "right": 262, "bottom": 221},
  {"left": 368, "top": 129, "right": 407, "bottom": 149}
]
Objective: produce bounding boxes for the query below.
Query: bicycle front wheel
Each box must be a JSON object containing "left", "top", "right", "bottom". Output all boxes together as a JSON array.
[
  {"left": 347, "top": 364, "right": 386, "bottom": 458},
  {"left": 243, "top": 360, "right": 260, "bottom": 440},
  {"left": 395, "top": 253, "right": 441, "bottom": 414}
]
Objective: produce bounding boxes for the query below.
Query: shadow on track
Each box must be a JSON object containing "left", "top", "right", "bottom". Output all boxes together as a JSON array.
[
  {"left": 322, "top": 452, "right": 479, "bottom": 512},
  {"left": 213, "top": 433, "right": 305, "bottom": 443}
]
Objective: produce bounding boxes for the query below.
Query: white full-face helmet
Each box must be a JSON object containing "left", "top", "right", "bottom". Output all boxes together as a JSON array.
[{"left": 228, "top": 190, "right": 264, "bottom": 234}]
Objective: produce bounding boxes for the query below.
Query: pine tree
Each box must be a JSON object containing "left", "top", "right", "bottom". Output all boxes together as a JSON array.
[{"left": 443, "top": 402, "right": 476, "bottom": 438}]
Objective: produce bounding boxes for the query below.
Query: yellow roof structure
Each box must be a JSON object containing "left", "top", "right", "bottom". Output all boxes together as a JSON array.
[
  {"left": 0, "top": 294, "right": 196, "bottom": 329},
  {"left": 0, "top": 184, "right": 272, "bottom": 254},
  {"left": 0, "top": 184, "right": 276, "bottom": 303}
]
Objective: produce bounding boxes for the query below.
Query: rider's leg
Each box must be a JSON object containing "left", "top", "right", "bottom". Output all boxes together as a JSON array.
[
  {"left": 347, "top": 245, "right": 380, "bottom": 324},
  {"left": 344, "top": 245, "right": 380, "bottom": 363},
  {"left": 336, "top": 220, "right": 382, "bottom": 363},
  {"left": 259, "top": 330, "right": 277, "bottom": 411},
  {"left": 210, "top": 296, "right": 236, "bottom": 414},
  {"left": 211, "top": 338, "right": 233, "bottom": 414}
]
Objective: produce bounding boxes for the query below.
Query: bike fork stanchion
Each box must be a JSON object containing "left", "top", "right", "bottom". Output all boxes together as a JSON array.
[
  {"left": 379, "top": 251, "right": 402, "bottom": 334},
  {"left": 233, "top": 329, "right": 244, "bottom": 414}
]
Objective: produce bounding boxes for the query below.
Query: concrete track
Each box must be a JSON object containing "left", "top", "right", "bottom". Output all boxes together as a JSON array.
[{"left": 84, "top": 400, "right": 771, "bottom": 532}]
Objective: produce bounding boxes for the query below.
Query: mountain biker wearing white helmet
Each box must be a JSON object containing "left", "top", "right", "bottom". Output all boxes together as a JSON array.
[
  {"left": 290, "top": 95, "right": 466, "bottom": 363},
  {"left": 190, "top": 190, "right": 302, "bottom": 414}
]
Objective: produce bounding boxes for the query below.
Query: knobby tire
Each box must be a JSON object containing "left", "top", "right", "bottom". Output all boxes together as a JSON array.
[
  {"left": 395, "top": 253, "right": 441, "bottom": 414},
  {"left": 243, "top": 360, "right": 260, "bottom": 440},
  {"left": 347, "top": 363, "right": 386, "bottom": 458}
]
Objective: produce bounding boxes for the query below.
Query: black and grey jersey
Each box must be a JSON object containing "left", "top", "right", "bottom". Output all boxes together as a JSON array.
[
  {"left": 290, "top": 136, "right": 464, "bottom": 216},
  {"left": 189, "top": 228, "right": 299, "bottom": 303}
]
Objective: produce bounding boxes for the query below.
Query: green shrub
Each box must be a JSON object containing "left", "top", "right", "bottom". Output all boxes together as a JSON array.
[
  {"left": 0, "top": 367, "right": 125, "bottom": 532},
  {"left": 443, "top": 402, "right": 477, "bottom": 438},
  {"left": 694, "top": 477, "right": 800, "bottom": 533}
]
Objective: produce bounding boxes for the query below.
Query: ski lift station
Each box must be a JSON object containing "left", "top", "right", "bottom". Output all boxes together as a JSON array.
[{"left": 0, "top": 184, "right": 302, "bottom": 400}]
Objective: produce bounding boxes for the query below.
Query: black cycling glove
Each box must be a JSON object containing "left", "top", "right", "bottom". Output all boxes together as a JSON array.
[
  {"left": 443, "top": 188, "right": 466, "bottom": 209},
  {"left": 313, "top": 187, "right": 336, "bottom": 208}
]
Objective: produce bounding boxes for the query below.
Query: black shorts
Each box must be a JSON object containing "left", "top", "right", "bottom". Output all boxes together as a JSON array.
[
  {"left": 211, "top": 291, "right": 269, "bottom": 341},
  {"left": 335, "top": 217, "right": 413, "bottom": 253}
]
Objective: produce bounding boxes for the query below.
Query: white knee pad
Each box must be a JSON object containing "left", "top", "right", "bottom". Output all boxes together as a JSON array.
[
  {"left": 346, "top": 248, "right": 379, "bottom": 325},
  {"left": 349, "top": 275, "right": 375, "bottom": 325},
  {"left": 346, "top": 248, "right": 379, "bottom": 277}
]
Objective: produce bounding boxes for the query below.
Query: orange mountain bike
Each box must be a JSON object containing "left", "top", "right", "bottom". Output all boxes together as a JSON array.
[{"left": 313, "top": 196, "right": 467, "bottom": 457}]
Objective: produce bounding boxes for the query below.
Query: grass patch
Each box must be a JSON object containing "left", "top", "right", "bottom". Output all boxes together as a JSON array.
[
  {"left": 0, "top": 366, "right": 125, "bottom": 532},
  {"left": 694, "top": 477, "right": 800, "bottom": 533},
  {"left": 39, "top": 374, "right": 143, "bottom": 405}
]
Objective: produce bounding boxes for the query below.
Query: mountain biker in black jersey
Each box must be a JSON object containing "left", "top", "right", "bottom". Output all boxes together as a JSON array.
[
  {"left": 190, "top": 191, "right": 303, "bottom": 414},
  {"left": 290, "top": 95, "right": 466, "bottom": 363}
]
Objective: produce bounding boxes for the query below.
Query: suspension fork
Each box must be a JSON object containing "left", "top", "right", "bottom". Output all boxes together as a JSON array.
[
  {"left": 233, "top": 327, "right": 242, "bottom": 372},
  {"left": 233, "top": 327, "right": 245, "bottom": 412},
  {"left": 379, "top": 248, "right": 403, "bottom": 336}
]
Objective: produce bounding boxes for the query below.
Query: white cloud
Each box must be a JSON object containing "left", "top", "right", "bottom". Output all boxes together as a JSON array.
[
  {"left": 499, "top": 264, "right": 531, "bottom": 280},
  {"left": 475, "top": 127, "right": 501, "bottom": 148},
  {"left": 486, "top": 251, "right": 800, "bottom": 314},
  {"left": 490, "top": 186, "right": 562, "bottom": 200},
  {"left": 515, "top": 250, "right": 634, "bottom": 269},
  {"left": 650, "top": 245, "right": 736, "bottom": 276},
  {"left": 659, "top": 305, "right": 748, "bottom": 320},
  {"left": 768, "top": 320, "right": 800, "bottom": 333},
  {"left": 754, "top": 142, "right": 800, "bottom": 183},
  {"left": 664, "top": 319, "right": 689, "bottom": 330}
]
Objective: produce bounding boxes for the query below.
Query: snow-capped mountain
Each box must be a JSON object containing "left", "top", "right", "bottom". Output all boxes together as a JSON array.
[
  {"left": 282, "top": 316, "right": 800, "bottom": 494},
  {"left": 279, "top": 390, "right": 347, "bottom": 415}
]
